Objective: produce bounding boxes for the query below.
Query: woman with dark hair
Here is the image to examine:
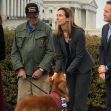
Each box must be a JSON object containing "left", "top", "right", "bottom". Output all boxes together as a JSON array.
[
  {"left": 52, "top": 7, "right": 94, "bottom": 111},
  {"left": 0, "top": 15, "right": 5, "bottom": 111}
]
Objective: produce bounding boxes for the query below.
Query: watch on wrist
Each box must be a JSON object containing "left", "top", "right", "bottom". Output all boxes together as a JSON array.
[
  {"left": 105, "top": 66, "right": 108, "bottom": 70},
  {"left": 39, "top": 68, "right": 44, "bottom": 72}
]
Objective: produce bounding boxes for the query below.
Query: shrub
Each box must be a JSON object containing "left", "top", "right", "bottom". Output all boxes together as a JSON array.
[
  {"left": 86, "top": 35, "right": 106, "bottom": 110},
  {"left": 2, "top": 28, "right": 17, "bottom": 110},
  {"left": 1, "top": 29, "right": 106, "bottom": 111}
]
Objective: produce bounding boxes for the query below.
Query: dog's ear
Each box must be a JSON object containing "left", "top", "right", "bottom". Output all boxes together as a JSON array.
[
  {"left": 58, "top": 81, "right": 69, "bottom": 101},
  {"left": 58, "top": 81, "right": 66, "bottom": 91},
  {"left": 49, "top": 77, "right": 53, "bottom": 82}
]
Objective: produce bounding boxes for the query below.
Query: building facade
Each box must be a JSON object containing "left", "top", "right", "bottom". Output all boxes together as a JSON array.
[
  {"left": 0, "top": 0, "right": 98, "bottom": 30},
  {"left": 0, "top": 0, "right": 43, "bottom": 19},
  {"left": 43, "top": 0, "right": 98, "bottom": 29}
]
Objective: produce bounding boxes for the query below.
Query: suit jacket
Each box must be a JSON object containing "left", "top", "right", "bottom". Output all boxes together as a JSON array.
[
  {"left": 53, "top": 26, "right": 94, "bottom": 74},
  {"left": 99, "top": 24, "right": 111, "bottom": 76},
  {"left": 0, "top": 25, "right": 5, "bottom": 61}
]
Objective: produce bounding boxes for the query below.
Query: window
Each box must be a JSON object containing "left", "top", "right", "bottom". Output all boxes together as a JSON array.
[
  {"left": 42, "top": 9, "right": 44, "bottom": 13},
  {"left": 49, "top": 9, "right": 52, "bottom": 13}
]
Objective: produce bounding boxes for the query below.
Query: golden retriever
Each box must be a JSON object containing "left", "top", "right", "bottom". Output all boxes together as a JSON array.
[{"left": 15, "top": 72, "right": 69, "bottom": 111}]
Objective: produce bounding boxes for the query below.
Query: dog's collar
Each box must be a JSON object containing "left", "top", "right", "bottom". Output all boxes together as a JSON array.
[{"left": 50, "top": 92, "right": 62, "bottom": 111}]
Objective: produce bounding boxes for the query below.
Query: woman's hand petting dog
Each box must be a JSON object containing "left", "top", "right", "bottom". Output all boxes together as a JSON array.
[{"left": 52, "top": 72, "right": 66, "bottom": 81}]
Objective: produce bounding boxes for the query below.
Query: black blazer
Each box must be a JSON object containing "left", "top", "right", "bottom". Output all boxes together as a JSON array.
[
  {"left": 53, "top": 27, "right": 94, "bottom": 74},
  {"left": 99, "top": 24, "right": 111, "bottom": 70},
  {"left": 0, "top": 25, "right": 5, "bottom": 61}
]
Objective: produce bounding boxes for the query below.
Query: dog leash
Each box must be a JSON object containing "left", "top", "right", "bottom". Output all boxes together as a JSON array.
[{"left": 26, "top": 75, "right": 48, "bottom": 95}]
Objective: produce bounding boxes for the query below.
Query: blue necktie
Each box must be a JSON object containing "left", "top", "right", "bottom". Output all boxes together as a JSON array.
[{"left": 107, "top": 25, "right": 111, "bottom": 41}]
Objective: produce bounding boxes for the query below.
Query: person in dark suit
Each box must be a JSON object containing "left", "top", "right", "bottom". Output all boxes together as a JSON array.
[
  {"left": 52, "top": 7, "right": 94, "bottom": 111},
  {"left": 0, "top": 15, "right": 5, "bottom": 111},
  {"left": 98, "top": 1, "right": 111, "bottom": 111}
]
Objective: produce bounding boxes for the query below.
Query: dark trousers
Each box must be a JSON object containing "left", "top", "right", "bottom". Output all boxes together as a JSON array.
[
  {"left": 105, "top": 75, "right": 111, "bottom": 111},
  {"left": 0, "top": 66, "right": 5, "bottom": 111},
  {"left": 67, "top": 70, "right": 92, "bottom": 111}
]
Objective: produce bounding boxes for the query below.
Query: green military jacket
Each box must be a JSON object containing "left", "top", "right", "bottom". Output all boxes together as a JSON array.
[{"left": 11, "top": 20, "right": 54, "bottom": 75}]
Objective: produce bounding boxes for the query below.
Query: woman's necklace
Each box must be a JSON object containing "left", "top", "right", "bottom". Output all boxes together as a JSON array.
[{"left": 64, "top": 32, "right": 70, "bottom": 43}]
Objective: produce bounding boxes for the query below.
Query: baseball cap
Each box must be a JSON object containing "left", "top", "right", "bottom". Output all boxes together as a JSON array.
[{"left": 25, "top": 3, "right": 39, "bottom": 18}]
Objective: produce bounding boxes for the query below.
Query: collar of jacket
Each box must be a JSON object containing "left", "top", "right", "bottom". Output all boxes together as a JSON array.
[{"left": 21, "top": 19, "right": 43, "bottom": 31}]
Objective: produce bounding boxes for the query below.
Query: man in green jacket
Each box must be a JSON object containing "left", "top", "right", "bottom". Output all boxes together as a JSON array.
[{"left": 11, "top": 3, "right": 54, "bottom": 101}]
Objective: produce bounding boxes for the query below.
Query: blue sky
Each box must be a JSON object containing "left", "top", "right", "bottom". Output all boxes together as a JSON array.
[{"left": 96, "top": 0, "right": 107, "bottom": 28}]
